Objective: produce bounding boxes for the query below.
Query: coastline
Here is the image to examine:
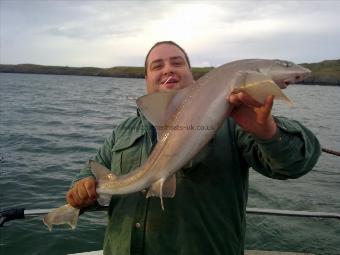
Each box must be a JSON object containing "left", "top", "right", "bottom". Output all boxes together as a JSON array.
[{"left": 1, "top": 59, "right": 339, "bottom": 86}]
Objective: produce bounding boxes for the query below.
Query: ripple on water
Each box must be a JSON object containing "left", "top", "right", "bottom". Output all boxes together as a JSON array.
[{"left": 0, "top": 74, "right": 339, "bottom": 255}]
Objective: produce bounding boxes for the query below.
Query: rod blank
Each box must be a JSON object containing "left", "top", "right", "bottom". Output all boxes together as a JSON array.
[
  {"left": 321, "top": 147, "right": 340, "bottom": 156},
  {"left": 246, "top": 207, "right": 340, "bottom": 219},
  {"left": 1, "top": 207, "right": 339, "bottom": 227}
]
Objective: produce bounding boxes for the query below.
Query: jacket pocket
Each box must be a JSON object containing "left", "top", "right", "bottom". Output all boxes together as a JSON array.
[{"left": 111, "top": 133, "right": 145, "bottom": 175}]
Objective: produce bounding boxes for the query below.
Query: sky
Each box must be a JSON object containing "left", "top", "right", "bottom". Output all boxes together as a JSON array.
[{"left": 1, "top": 0, "right": 340, "bottom": 68}]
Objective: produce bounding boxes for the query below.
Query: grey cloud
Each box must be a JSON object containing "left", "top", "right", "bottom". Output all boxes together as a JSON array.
[
  {"left": 191, "top": 28, "right": 340, "bottom": 66},
  {"left": 44, "top": 24, "right": 142, "bottom": 40},
  {"left": 213, "top": 1, "right": 340, "bottom": 22},
  {"left": 2, "top": 1, "right": 339, "bottom": 66},
  {"left": 2, "top": 1, "right": 170, "bottom": 40}
]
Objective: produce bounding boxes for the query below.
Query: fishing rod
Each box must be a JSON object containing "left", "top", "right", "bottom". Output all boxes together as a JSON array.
[
  {"left": 321, "top": 147, "right": 340, "bottom": 156},
  {"left": 0, "top": 205, "right": 108, "bottom": 227},
  {"left": 246, "top": 208, "right": 340, "bottom": 219},
  {"left": 1, "top": 207, "right": 339, "bottom": 227}
]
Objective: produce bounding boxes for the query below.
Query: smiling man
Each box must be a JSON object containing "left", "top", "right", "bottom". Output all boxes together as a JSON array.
[
  {"left": 144, "top": 42, "right": 195, "bottom": 93},
  {"left": 67, "top": 41, "right": 320, "bottom": 255}
]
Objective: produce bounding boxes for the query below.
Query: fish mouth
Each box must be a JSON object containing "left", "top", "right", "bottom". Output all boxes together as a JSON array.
[
  {"left": 282, "top": 69, "right": 312, "bottom": 87},
  {"left": 282, "top": 76, "right": 302, "bottom": 87}
]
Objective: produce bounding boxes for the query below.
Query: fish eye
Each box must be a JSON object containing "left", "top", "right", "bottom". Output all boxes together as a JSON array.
[
  {"left": 276, "top": 60, "right": 292, "bottom": 68},
  {"left": 286, "top": 61, "right": 293, "bottom": 67}
]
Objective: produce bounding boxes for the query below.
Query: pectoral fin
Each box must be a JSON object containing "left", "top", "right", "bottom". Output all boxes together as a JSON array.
[
  {"left": 234, "top": 71, "right": 292, "bottom": 106},
  {"left": 146, "top": 175, "right": 177, "bottom": 210},
  {"left": 242, "top": 80, "right": 292, "bottom": 106},
  {"left": 43, "top": 204, "right": 80, "bottom": 231}
]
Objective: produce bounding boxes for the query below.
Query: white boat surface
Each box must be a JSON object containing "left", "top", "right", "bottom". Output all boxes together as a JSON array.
[{"left": 69, "top": 250, "right": 315, "bottom": 255}]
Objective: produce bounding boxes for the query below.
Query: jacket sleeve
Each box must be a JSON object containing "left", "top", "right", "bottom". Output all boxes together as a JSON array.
[
  {"left": 236, "top": 116, "right": 321, "bottom": 179},
  {"left": 72, "top": 130, "right": 115, "bottom": 185}
]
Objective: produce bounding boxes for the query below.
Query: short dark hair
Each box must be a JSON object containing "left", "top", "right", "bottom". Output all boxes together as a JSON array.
[{"left": 144, "top": 41, "right": 191, "bottom": 75}]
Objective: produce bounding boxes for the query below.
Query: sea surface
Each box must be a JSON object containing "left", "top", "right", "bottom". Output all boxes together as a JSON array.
[{"left": 0, "top": 73, "right": 339, "bottom": 255}]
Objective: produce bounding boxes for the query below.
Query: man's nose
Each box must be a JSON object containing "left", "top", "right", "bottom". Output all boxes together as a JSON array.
[{"left": 162, "top": 62, "right": 174, "bottom": 75}]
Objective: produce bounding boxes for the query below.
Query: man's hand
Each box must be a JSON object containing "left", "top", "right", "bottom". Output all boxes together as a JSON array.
[
  {"left": 66, "top": 177, "right": 97, "bottom": 209},
  {"left": 228, "top": 91, "right": 277, "bottom": 140}
]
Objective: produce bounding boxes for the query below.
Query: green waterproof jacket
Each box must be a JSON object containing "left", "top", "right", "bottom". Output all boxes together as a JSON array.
[{"left": 74, "top": 112, "right": 320, "bottom": 255}]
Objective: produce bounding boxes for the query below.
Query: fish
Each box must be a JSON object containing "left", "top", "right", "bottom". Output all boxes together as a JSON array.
[{"left": 43, "top": 59, "right": 311, "bottom": 231}]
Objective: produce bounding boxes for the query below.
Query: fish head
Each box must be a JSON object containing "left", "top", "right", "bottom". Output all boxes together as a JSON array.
[{"left": 259, "top": 59, "right": 311, "bottom": 89}]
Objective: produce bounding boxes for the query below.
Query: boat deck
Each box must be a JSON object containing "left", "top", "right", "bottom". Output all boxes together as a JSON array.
[
  {"left": 245, "top": 250, "right": 314, "bottom": 255},
  {"left": 70, "top": 250, "right": 315, "bottom": 255}
]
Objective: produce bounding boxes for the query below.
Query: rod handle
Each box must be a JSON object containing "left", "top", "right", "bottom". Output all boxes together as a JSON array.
[{"left": 0, "top": 208, "right": 25, "bottom": 227}]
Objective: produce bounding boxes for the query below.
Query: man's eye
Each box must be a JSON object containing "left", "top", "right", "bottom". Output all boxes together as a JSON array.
[
  {"left": 173, "top": 61, "right": 184, "bottom": 66},
  {"left": 151, "top": 64, "right": 162, "bottom": 70}
]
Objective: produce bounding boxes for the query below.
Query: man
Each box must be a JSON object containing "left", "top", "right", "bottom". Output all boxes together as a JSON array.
[{"left": 66, "top": 41, "right": 321, "bottom": 254}]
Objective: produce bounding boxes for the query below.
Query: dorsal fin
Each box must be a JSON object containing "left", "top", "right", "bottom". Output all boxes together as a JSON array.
[
  {"left": 136, "top": 83, "right": 196, "bottom": 139},
  {"left": 136, "top": 91, "right": 177, "bottom": 128},
  {"left": 88, "top": 160, "right": 117, "bottom": 181}
]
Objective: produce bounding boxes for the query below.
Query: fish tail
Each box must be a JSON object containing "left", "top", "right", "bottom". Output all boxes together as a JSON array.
[{"left": 43, "top": 204, "right": 80, "bottom": 231}]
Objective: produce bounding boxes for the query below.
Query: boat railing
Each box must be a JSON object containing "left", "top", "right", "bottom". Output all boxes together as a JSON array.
[{"left": 1, "top": 206, "right": 339, "bottom": 227}]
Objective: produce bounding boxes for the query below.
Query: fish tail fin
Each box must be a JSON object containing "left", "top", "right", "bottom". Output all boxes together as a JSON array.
[{"left": 43, "top": 204, "right": 80, "bottom": 231}]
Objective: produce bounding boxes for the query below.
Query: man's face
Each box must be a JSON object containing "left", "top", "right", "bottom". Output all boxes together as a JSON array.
[{"left": 145, "top": 44, "right": 195, "bottom": 94}]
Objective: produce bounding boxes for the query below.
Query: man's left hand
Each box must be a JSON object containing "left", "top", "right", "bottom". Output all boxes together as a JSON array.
[{"left": 228, "top": 91, "right": 277, "bottom": 140}]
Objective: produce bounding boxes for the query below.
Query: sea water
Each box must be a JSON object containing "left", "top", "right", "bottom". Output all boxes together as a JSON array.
[{"left": 0, "top": 73, "right": 339, "bottom": 255}]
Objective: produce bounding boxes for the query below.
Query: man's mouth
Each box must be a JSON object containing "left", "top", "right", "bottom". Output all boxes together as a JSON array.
[{"left": 161, "top": 76, "right": 178, "bottom": 86}]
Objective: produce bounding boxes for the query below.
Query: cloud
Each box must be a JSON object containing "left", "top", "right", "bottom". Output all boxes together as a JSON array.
[
  {"left": 1, "top": 1, "right": 339, "bottom": 67},
  {"left": 188, "top": 1, "right": 340, "bottom": 65}
]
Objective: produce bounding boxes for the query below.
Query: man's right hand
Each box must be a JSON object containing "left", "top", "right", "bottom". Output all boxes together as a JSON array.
[{"left": 66, "top": 177, "right": 97, "bottom": 209}]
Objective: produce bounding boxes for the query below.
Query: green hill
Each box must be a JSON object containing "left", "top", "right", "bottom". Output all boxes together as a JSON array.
[
  {"left": 300, "top": 59, "right": 340, "bottom": 85},
  {"left": 0, "top": 59, "right": 339, "bottom": 85}
]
